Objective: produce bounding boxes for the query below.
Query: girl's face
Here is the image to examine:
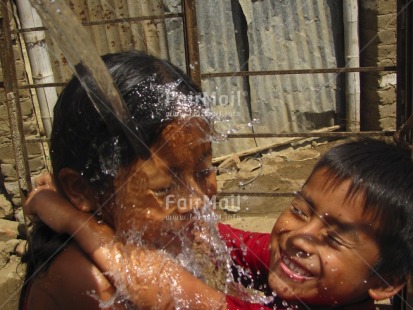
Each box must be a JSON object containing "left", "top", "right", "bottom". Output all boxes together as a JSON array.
[
  {"left": 111, "top": 117, "right": 217, "bottom": 252},
  {"left": 268, "top": 168, "right": 383, "bottom": 307}
]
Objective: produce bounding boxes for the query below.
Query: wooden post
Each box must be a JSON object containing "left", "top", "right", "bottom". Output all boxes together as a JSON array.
[{"left": 182, "top": 0, "right": 201, "bottom": 88}]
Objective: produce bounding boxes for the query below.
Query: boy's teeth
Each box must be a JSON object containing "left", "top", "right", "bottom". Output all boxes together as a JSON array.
[{"left": 282, "top": 255, "right": 312, "bottom": 277}]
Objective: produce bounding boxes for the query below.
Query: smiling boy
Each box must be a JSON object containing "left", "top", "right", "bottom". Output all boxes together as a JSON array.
[
  {"left": 269, "top": 170, "right": 383, "bottom": 306},
  {"left": 221, "top": 137, "right": 413, "bottom": 309}
]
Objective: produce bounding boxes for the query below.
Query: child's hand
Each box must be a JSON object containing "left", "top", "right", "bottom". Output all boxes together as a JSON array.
[
  {"left": 24, "top": 172, "right": 59, "bottom": 223},
  {"left": 24, "top": 184, "right": 82, "bottom": 235},
  {"left": 33, "top": 172, "right": 55, "bottom": 189}
]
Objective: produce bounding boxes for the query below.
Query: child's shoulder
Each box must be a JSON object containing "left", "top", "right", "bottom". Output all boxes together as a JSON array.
[
  {"left": 28, "top": 242, "right": 114, "bottom": 310},
  {"left": 218, "top": 222, "right": 271, "bottom": 251},
  {"left": 218, "top": 223, "right": 271, "bottom": 238}
]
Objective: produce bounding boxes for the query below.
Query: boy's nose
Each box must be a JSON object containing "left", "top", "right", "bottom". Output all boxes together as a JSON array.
[
  {"left": 287, "top": 220, "right": 324, "bottom": 256},
  {"left": 295, "top": 249, "right": 311, "bottom": 258},
  {"left": 287, "top": 234, "right": 316, "bottom": 258}
]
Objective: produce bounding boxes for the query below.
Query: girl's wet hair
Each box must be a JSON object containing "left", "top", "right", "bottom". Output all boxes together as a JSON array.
[
  {"left": 51, "top": 50, "right": 206, "bottom": 192},
  {"left": 309, "top": 138, "right": 413, "bottom": 283}
]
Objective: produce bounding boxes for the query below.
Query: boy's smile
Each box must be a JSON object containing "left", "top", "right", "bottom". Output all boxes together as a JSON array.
[{"left": 269, "top": 167, "right": 383, "bottom": 306}]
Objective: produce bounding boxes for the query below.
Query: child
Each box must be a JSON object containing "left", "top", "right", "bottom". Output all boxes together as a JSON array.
[
  {"left": 219, "top": 138, "right": 413, "bottom": 309},
  {"left": 19, "top": 50, "right": 232, "bottom": 310},
  {"left": 25, "top": 138, "right": 413, "bottom": 309}
]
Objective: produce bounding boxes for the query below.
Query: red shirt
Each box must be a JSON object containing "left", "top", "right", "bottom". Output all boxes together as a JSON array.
[
  {"left": 219, "top": 223, "right": 278, "bottom": 309},
  {"left": 218, "top": 223, "right": 376, "bottom": 310}
]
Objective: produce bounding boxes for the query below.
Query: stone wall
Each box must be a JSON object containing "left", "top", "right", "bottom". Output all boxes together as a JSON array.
[
  {"left": 0, "top": 2, "right": 48, "bottom": 309},
  {"left": 360, "top": 0, "right": 398, "bottom": 130}
]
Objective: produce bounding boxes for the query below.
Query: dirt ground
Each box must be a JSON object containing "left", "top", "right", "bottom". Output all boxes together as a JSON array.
[{"left": 216, "top": 137, "right": 342, "bottom": 233}]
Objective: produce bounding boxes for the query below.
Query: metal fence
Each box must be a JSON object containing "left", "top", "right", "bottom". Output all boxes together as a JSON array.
[{"left": 0, "top": 0, "right": 412, "bottom": 309}]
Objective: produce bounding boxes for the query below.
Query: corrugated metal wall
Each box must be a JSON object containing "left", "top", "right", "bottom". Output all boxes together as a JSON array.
[
  {"left": 16, "top": 0, "right": 345, "bottom": 157},
  {"left": 196, "top": 0, "right": 257, "bottom": 156},
  {"left": 195, "top": 0, "right": 344, "bottom": 155}
]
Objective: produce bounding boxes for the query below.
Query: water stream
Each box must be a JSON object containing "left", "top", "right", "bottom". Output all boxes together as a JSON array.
[{"left": 28, "top": 0, "right": 147, "bottom": 157}]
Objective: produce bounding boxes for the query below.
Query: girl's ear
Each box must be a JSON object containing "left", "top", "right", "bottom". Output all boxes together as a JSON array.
[
  {"left": 368, "top": 278, "right": 406, "bottom": 301},
  {"left": 58, "top": 168, "right": 96, "bottom": 212}
]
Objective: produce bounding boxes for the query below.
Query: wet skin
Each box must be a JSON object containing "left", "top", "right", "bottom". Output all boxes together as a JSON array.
[
  {"left": 269, "top": 167, "right": 383, "bottom": 307},
  {"left": 111, "top": 117, "right": 217, "bottom": 253}
]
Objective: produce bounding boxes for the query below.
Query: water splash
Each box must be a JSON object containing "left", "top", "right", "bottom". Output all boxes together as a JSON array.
[
  {"left": 212, "top": 117, "right": 262, "bottom": 142},
  {"left": 99, "top": 198, "right": 274, "bottom": 308},
  {"left": 28, "top": 0, "right": 147, "bottom": 157},
  {"left": 175, "top": 203, "right": 233, "bottom": 293},
  {"left": 125, "top": 76, "right": 212, "bottom": 124}
]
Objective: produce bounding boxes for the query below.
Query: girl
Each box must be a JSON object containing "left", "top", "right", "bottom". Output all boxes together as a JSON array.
[{"left": 20, "top": 50, "right": 231, "bottom": 310}]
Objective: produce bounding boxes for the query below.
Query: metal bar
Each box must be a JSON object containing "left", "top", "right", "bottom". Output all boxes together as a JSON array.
[
  {"left": 217, "top": 192, "right": 295, "bottom": 198},
  {"left": 81, "top": 13, "right": 183, "bottom": 26},
  {"left": 397, "top": 0, "right": 408, "bottom": 130},
  {"left": 0, "top": 81, "right": 65, "bottom": 90},
  {"left": 182, "top": 0, "right": 201, "bottom": 87},
  {"left": 12, "top": 13, "right": 183, "bottom": 33},
  {"left": 19, "top": 82, "right": 67, "bottom": 89},
  {"left": 26, "top": 137, "right": 49, "bottom": 143},
  {"left": 25, "top": 130, "right": 394, "bottom": 144},
  {"left": 225, "top": 131, "right": 395, "bottom": 138},
  {"left": 399, "top": 0, "right": 413, "bottom": 144},
  {"left": 0, "top": 0, "right": 32, "bottom": 196},
  {"left": 9, "top": 68, "right": 397, "bottom": 91},
  {"left": 1, "top": 67, "right": 398, "bottom": 89},
  {"left": 407, "top": 0, "right": 413, "bottom": 144},
  {"left": 201, "top": 66, "right": 397, "bottom": 79}
]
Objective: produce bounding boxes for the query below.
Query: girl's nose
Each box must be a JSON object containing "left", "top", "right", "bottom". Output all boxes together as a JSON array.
[{"left": 176, "top": 177, "right": 205, "bottom": 214}]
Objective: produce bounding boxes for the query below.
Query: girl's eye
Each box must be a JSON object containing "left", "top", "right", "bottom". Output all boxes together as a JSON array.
[
  {"left": 153, "top": 186, "right": 172, "bottom": 197},
  {"left": 197, "top": 166, "right": 215, "bottom": 178},
  {"left": 290, "top": 204, "right": 308, "bottom": 220}
]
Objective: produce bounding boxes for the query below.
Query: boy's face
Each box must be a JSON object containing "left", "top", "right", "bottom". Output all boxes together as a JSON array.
[
  {"left": 269, "top": 167, "right": 383, "bottom": 306},
  {"left": 112, "top": 117, "right": 217, "bottom": 252}
]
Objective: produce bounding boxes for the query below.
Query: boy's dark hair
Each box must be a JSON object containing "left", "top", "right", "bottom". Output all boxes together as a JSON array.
[
  {"left": 310, "top": 138, "right": 413, "bottom": 283},
  {"left": 20, "top": 50, "right": 205, "bottom": 309}
]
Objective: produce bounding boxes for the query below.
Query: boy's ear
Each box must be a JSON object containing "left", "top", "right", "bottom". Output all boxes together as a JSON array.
[
  {"left": 368, "top": 279, "right": 406, "bottom": 301},
  {"left": 58, "top": 168, "right": 96, "bottom": 212}
]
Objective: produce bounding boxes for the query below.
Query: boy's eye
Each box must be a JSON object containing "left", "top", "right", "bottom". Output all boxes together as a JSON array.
[
  {"left": 326, "top": 234, "right": 344, "bottom": 248},
  {"left": 290, "top": 204, "right": 308, "bottom": 220}
]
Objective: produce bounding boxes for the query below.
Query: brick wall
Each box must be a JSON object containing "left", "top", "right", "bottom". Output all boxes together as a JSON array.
[{"left": 360, "top": 0, "right": 397, "bottom": 130}]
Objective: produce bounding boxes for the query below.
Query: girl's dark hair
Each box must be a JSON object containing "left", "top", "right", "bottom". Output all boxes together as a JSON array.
[
  {"left": 310, "top": 138, "right": 413, "bottom": 283},
  {"left": 20, "top": 50, "right": 204, "bottom": 308},
  {"left": 51, "top": 50, "right": 203, "bottom": 191}
]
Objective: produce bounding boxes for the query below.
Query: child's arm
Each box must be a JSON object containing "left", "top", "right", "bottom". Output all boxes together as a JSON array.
[{"left": 24, "top": 186, "right": 228, "bottom": 309}]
